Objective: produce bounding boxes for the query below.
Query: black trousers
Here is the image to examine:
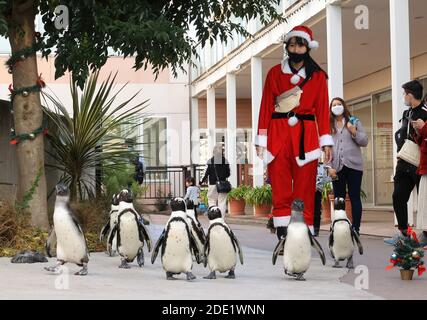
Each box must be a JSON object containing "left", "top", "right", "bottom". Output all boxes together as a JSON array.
[
  {"left": 392, "top": 160, "right": 420, "bottom": 230},
  {"left": 314, "top": 190, "right": 322, "bottom": 232}
]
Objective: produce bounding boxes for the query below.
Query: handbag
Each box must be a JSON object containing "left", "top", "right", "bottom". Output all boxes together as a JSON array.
[
  {"left": 275, "top": 76, "right": 311, "bottom": 113},
  {"left": 213, "top": 162, "right": 232, "bottom": 193},
  {"left": 397, "top": 110, "right": 420, "bottom": 166}
]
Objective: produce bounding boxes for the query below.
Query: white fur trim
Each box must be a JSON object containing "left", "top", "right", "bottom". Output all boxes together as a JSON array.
[
  {"left": 281, "top": 58, "right": 306, "bottom": 78},
  {"left": 273, "top": 216, "right": 291, "bottom": 227},
  {"left": 254, "top": 134, "right": 267, "bottom": 148},
  {"left": 295, "top": 148, "right": 322, "bottom": 167},
  {"left": 290, "top": 74, "right": 300, "bottom": 85},
  {"left": 309, "top": 40, "right": 319, "bottom": 49},
  {"left": 284, "top": 30, "right": 312, "bottom": 46},
  {"left": 319, "top": 134, "right": 334, "bottom": 147},
  {"left": 263, "top": 149, "right": 276, "bottom": 165}
]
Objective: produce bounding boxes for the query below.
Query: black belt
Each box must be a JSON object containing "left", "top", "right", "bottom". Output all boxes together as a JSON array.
[{"left": 271, "top": 112, "right": 315, "bottom": 161}]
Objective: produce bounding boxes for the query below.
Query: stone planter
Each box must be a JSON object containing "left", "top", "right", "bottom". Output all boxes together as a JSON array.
[
  {"left": 253, "top": 204, "right": 272, "bottom": 217},
  {"left": 228, "top": 199, "right": 246, "bottom": 216}
]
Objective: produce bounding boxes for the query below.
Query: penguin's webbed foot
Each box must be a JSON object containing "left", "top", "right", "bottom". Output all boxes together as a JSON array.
[
  {"left": 75, "top": 264, "right": 88, "bottom": 276},
  {"left": 166, "top": 272, "right": 177, "bottom": 280},
  {"left": 295, "top": 273, "right": 306, "bottom": 281},
  {"left": 186, "top": 272, "right": 196, "bottom": 281},
  {"left": 346, "top": 256, "right": 354, "bottom": 269},
  {"left": 333, "top": 260, "right": 342, "bottom": 268},
  {"left": 203, "top": 271, "right": 216, "bottom": 279},
  {"left": 44, "top": 265, "right": 61, "bottom": 274},
  {"left": 225, "top": 269, "right": 235, "bottom": 279},
  {"left": 119, "top": 259, "right": 131, "bottom": 269}
]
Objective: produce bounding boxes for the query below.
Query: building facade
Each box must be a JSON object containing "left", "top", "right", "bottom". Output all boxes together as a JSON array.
[{"left": 190, "top": 0, "right": 427, "bottom": 209}]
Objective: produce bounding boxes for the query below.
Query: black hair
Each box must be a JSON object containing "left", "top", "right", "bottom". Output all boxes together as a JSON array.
[
  {"left": 402, "top": 80, "right": 423, "bottom": 100},
  {"left": 285, "top": 37, "right": 328, "bottom": 79},
  {"left": 185, "top": 177, "right": 195, "bottom": 186},
  {"left": 423, "top": 93, "right": 427, "bottom": 104}
]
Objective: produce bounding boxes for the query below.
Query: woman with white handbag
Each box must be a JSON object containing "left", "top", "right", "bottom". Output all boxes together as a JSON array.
[{"left": 387, "top": 80, "right": 427, "bottom": 246}]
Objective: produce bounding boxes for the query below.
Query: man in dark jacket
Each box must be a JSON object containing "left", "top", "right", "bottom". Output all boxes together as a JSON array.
[{"left": 386, "top": 80, "right": 427, "bottom": 245}]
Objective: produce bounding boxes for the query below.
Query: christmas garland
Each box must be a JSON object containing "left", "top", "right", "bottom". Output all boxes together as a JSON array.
[{"left": 6, "top": 32, "right": 48, "bottom": 145}]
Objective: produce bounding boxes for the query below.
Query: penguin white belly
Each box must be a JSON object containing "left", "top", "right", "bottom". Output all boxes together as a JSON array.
[
  {"left": 283, "top": 223, "right": 311, "bottom": 273},
  {"left": 54, "top": 208, "right": 86, "bottom": 264},
  {"left": 331, "top": 223, "right": 354, "bottom": 260},
  {"left": 162, "top": 222, "right": 192, "bottom": 273},
  {"left": 118, "top": 214, "right": 141, "bottom": 261},
  {"left": 208, "top": 227, "right": 236, "bottom": 272}
]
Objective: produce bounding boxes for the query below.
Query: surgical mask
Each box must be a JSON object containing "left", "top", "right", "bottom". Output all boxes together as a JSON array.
[
  {"left": 403, "top": 96, "right": 411, "bottom": 107},
  {"left": 287, "top": 51, "right": 308, "bottom": 64},
  {"left": 331, "top": 104, "right": 344, "bottom": 116}
]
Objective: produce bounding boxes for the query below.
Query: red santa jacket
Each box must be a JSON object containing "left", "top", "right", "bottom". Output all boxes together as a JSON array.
[
  {"left": 254, "top": 59, "right": 333, "bottom": 167},
  {"left": 416, "top": 122, "right": 427, "bottom": 175}
]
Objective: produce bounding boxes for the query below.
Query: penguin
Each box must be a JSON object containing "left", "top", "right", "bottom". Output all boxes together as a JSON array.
[
  {"left": 185, "top": 199, "right": 206, "bottom": 264},
  {"left": 99, "top": 194, "right": 120, "bottom": 256},
  {"left": 151, "top": 197, "right": 201, "bottom": 281},
  {"left": 45, "top": 183, "right": 89, "bottom": 276},
  {"left": 329, "top": 198, "right": 363, "bottom": 269},
  {"left": 108, "top": 189, "right": 152, "bottom": 268},
  {"left": 272, "top": 199, "right": 326, "bottom": 281},
  {"left": 203, "top": 206, "right": 243, "bottom": 280}
]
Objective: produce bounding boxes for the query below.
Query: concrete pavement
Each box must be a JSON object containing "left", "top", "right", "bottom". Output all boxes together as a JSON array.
[{"left": 0, "top": 215, "right": 382, "bottom": 300}]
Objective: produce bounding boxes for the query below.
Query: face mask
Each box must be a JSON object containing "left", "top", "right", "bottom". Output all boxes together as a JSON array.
[
  {"left": 287, "top": 51, "right": 308, "bottom": 64},
  {"left": 403, "top": 96, "right": 411, "bottom": 107},
  {"left": 331, "top": 104, "right": 344, "bottom": 116}
]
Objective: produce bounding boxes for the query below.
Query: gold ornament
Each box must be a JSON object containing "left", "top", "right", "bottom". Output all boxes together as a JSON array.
[
  {"left": 8, "top": 68, "right": 13, "bottom": 74},
  {"left": 29, "top": 133, "right": 35, "bottom": 139},
  {"left": 22, "top": 91, "right": 29, "bottom": 97},
  {"left": 412, "top": 251, "right": 420, "bottom": 259}
]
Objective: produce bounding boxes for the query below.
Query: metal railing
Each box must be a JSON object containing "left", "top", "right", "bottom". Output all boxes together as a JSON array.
[{"left": 141, "top": 165, "right": 207, "bottom": 199}]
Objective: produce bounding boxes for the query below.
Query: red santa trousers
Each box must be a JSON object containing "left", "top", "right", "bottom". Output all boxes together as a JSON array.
[{"left": 268, "top": 134, "right": 317, "bottom": 228}]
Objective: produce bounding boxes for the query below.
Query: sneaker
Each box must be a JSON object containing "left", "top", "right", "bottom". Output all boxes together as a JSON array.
[{"left": 384, "top": 233, "right": 406, "bottom": 246}]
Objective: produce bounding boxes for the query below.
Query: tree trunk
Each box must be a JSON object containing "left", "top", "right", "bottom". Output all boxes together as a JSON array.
[{"left": 9, "top": 0, "right": 49, "bottom": 230}]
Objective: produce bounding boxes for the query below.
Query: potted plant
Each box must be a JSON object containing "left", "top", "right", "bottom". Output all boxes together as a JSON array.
[
  {"left": 227, "top": 185, "right": 250, "bottom": 216},
  {"left": 245, "top": 184, "right": 272, "bottom": 217},
  {"left": 386, "top": 230, "right": 425, "bottom": 280},
  {"left": 321, "top": 182, "right": 334, "bottom": 223}
]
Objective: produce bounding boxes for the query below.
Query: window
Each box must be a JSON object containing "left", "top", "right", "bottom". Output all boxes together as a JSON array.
[{"left": 142, "top": 117, "right": 167, "bottom": 167}]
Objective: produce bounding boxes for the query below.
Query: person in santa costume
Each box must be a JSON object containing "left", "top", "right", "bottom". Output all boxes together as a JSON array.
[{"left": 255, "top": 25, "right": 333, "bottom": 239}]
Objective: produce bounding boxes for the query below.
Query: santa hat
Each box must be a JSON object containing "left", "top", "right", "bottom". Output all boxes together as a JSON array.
[{"left": 283, "top": 25, "right": 319, "bottom": 50}]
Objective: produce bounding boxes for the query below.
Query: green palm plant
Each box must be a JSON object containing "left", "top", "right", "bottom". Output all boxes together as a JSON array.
[{"left": 42, "top": 71, "right": 148, "bottom": 201}]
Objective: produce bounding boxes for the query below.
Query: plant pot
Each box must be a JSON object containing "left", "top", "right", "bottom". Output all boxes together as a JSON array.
[
  {"left": 228, "top": 199, "right": 246, "bottom": 216},
  {"left": 322, "top": 194, "right": 334, "bottom": 223},
  {"left": 253, "top": 204, "right": 272, "bottom": 217},
  {"left": 400, "top": 269, "right": 414, "bottom": 280}
]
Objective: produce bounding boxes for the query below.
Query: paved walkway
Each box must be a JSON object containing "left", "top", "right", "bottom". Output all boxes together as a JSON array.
[{"left": 0, "top": 215, "right": 381, "bottom": 300}]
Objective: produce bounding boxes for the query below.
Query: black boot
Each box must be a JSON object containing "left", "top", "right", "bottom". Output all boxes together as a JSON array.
[
  {"left": 276, "top": 226, "right": 287, "bottom": 240},
  {"left": 266, "top": 217, "right": 276, "bottom": 234}
]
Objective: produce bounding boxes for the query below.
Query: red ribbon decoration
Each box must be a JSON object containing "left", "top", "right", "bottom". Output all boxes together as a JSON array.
[
  {"left": 9, "top": 139, "right": 17, "bottom": 145},
  {"left": 407, "top": 226, "right": 419, "bottom": 243},
  {"left": 8, "top": 83, "right": 13, "bottom": 93},
  {"left": 37, "top": 74, "right": 46, "bottom": 88},
  {"left": 418, "top": 265, "right": 426, "bottom": 277},
  {"left": 43, "top": 128, "right": 48, "bottom": 135}
]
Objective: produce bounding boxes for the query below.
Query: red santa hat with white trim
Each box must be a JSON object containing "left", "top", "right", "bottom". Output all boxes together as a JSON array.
[{"left": 283, "top": 25, "right": 319, "bottom": 50}]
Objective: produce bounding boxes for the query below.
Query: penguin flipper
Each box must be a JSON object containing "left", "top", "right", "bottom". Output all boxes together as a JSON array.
[
  {"left": 328, "top": 229, "right": 335, "bottom": 259},
  {"left": 137, "top": 218, "right": 153, "bottom": 252},
  {"left": 107, "top": 224, "right": 118, "bottom": 252},
  {"left": 229, "top": 230, "right": 244, "bottom": 265},
  {"left": 151, "top": 230, "right": 165, "bottom": 264},
  {"left": 272, "top": 238, "right": 286, "bottom": 265},
  {"left": 45, "top": 227, "right": 56, "bottom": 258},
  {"left": 191, "top": 220, "right": 206, "bottom": 246},
  {"left": 350, "top": 229, "right": 364, "bottom": 255},
  {"left": 203, "top": 228, "right": 211, "bottom": 268},
  {"left": 99, "top": 220, "right": 110, "bottom": 243},
  {"left": 186, "top": 225, "right": 201, "bottom": 264},
  {"left": 308, "top": 228, "right": 326, "bottom": 265}
]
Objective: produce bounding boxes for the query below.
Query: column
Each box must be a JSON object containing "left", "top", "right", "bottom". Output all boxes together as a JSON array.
[
  {"left": 390, "top": 0, "right": 414, "bottom": 226},
  {"left": 251, "top": 56, "right": 264, "bottom": 187},
  {"left": 207, "top": 86, "right": 216, "bottom": 156},
  {"left": 326, "top": 3, "right": 344, "bottom": 99},
  {"left": 190, "top": 97, "right": 200, "bottom": 165},
  {"left": 226, "top": 73, "right": 238, "bottom": 188}
]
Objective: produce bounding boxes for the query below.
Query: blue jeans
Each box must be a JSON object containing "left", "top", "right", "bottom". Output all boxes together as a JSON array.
[{"left": 332, "top": 166, "right": 363, "bottom": 232}]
